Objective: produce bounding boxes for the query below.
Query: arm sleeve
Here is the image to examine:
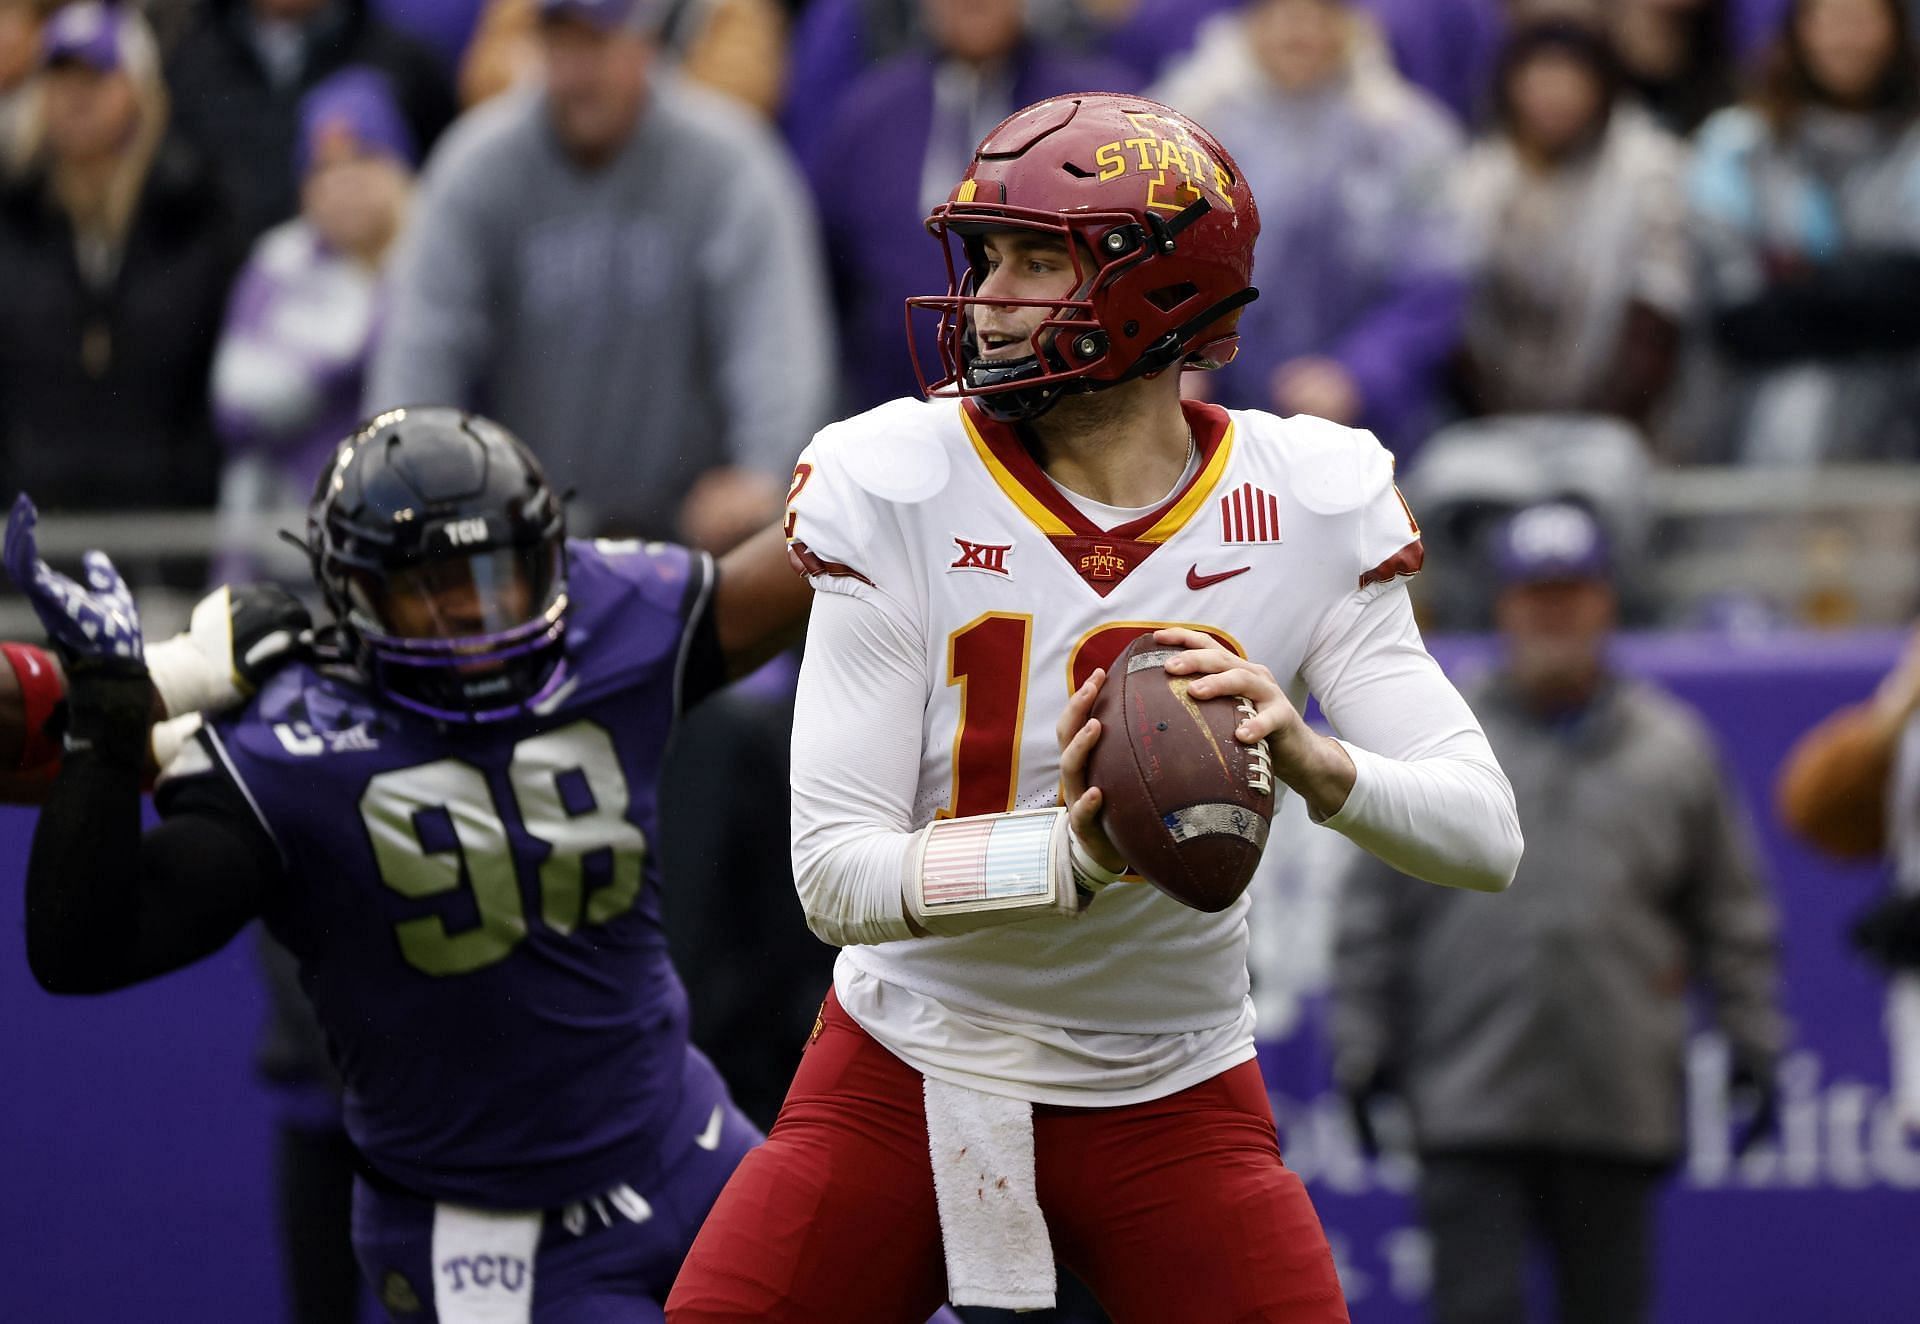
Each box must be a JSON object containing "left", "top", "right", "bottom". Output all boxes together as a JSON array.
[
  {"left": 27, "top": 729, "right": 281, "bottom": 995},
  {"left": 363, "top": 135, "right": 497, "bottom": 415},
  {"left": 699, "top": 125, "right": 837, "bottom": 478},
  {"left": 787, "top": 588, "right": 928, "bottom": 948},
  {"left": 1774, "top": 701, "right": 1898, "bottom": 858},
  {"left": 1682, "top": 742, "right": 1788, "bottom": 1068},
  {"left": 1302, "top": 581, "right": 1523, "bottom": 892}
]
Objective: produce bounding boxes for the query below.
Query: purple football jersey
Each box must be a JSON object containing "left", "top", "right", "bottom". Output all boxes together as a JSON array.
[{"left": 191, "top": 539, "right": 715, "bottom": 1208}]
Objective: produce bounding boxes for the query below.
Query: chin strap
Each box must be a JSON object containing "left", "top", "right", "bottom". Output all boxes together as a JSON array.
[
  {"left": 1147, "top": 195, "right": 1214, "bottom": 250},
  {"left": 1117, "top": 286, "right": 1262, "bottom": 385}
]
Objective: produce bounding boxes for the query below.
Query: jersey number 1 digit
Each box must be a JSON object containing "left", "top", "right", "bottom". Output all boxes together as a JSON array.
[{"left": 942, "top": 616, "right": 1241, "bottom": 818}]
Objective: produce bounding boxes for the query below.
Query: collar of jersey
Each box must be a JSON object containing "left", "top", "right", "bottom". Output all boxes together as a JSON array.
[{"left": 959, "top": 399, "right": 1235, "bottom": 544}]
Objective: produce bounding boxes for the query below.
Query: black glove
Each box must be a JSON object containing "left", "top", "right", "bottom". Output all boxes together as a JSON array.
[
  {"left": 1729, "top": 1055, "right": 1780, "bottom": 1159},
  {"left": 1850, "top": 893, "right": 1920, "bottom": 971}
]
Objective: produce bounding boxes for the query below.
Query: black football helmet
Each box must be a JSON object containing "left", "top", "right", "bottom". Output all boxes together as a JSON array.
[{"left": 307, "top": 407, "right": 569, "bottom": 723}]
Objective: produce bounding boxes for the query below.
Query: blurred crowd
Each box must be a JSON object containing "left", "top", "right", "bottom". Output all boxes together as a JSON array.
[
  {"left": 2, "top": 0, "right": 1919, "bottom": 558},
  {"left": 7, "top": 4, "right": 1919, "bottom": 1322}
]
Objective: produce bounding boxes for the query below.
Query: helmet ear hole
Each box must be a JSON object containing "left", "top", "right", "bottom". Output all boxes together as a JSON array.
[{"left": 1147, "top": 282, "right": 1201, "bottom": 312}]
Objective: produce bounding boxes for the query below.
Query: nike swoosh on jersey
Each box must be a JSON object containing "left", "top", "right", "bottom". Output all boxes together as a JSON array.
[
  {"left": 1186, "top": 565, "right": 1252, "bottom": 590},
  {"left": 694, "top": 1104, "right": 723, "bottom": 1151}
]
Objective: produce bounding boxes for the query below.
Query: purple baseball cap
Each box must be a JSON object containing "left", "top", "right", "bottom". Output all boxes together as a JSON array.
[
  {"left": 1493, "top": 502, "right": 1612, "bottom": 586},
  {"left": 296, "top": 67, "right": 418, "bottom": 179},
  {"left": 535, "top": 0, "right": 671, "bottom": 33},
  {"left": 40, "top": 1, "right": 139, "bottom": 73}
]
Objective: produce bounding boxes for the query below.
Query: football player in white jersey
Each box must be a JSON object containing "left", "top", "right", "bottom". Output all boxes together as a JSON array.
[{"left": 668, "top": 93, "right": 1523, "bottom": 1324}]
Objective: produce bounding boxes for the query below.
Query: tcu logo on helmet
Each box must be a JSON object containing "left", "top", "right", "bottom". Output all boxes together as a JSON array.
[{"left": 443, "top": 517, "right": 489, "bottom": 547}]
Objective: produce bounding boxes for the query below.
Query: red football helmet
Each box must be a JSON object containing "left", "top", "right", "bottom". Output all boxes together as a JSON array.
[{"left": 908, "top": 92, "right": 1261, "bottom": 422}]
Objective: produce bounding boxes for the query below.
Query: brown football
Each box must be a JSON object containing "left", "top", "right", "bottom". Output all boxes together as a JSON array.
[{"left": 1084, "top": 631, "right": 1276, "bottom": 912}]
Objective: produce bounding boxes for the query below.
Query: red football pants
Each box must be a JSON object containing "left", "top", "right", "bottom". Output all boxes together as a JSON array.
[{"left": 665, "top": 990, "right": 1348, "bottom": 1324}]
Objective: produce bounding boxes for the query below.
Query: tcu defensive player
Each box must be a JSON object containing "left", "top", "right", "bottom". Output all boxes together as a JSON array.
[
  {"left": 11, "top": 408, "right": 815, "bottom": 1323},
  {"left": 669, "top": 95, "right": 1524, "bottom": 1322}
]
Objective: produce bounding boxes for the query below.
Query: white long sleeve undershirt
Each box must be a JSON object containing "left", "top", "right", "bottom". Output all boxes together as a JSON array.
[
  {"left": 788, "top": 585, "right": 929, "bottom": 948},
  {"left": 789, "top": 579, "right": 1521, "bottom": 949},
  {"left": 1304, "top": 579, "right": 1523, "bottom": 892}
]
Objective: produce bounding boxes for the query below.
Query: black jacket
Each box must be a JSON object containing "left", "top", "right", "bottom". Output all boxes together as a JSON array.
[
  {"left": 0, "top": 135, "right": 240, "bottom": 511},
  {"left": 166, "top": 0, "right": 455, "bottom": 242}
]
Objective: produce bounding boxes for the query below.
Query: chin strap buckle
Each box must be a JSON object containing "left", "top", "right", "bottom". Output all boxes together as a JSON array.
[{"left": 1144, "top": 197, "right": 1213, "bottom": 254}]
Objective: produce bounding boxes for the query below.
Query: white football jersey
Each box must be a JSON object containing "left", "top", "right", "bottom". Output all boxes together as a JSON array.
[{"left": 786, "top": 396, "right": 1423, "bottom": 1051}]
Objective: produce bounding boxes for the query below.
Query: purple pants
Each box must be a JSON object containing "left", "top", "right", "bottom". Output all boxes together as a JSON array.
[{"left": 351, "top": 1049, "right": 759, "bottom": 1322}]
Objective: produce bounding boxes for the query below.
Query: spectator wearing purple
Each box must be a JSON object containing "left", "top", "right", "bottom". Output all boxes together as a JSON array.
[
  {"left": 808, "top": 0, "right": 1134, "bottom": 411},
  {"left": 781, "top": 0, "right": 1196, "bottom": 175},
  {"left": 0, "top": 2, "right": 238, "bottom": 511},
  {"left": 1154, "top": 0, "right": 1467, "bottom": 458},
  {"left": 1081, "top": 0, "right": 1238, "bottom": 86},
  {"left": 1356, "top": 0, "right": 1504, "bottom": 127},
  {"left": 779, "top": 0, "right": 922, "bottom": 169},
  {"left": 210, "top": 67, "right": 416, "bottom": 582},
  {"left": 1101, "top": 0, "right": 1504, "bottom": 127}
]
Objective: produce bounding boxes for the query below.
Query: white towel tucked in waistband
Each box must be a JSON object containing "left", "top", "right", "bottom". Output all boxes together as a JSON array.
[
  {"left": 923, "top": 1074, "right": 1056, "bottom": 1311},
  {"left": 430, "top": 1203, "right": 542, "bottom": 1323}
]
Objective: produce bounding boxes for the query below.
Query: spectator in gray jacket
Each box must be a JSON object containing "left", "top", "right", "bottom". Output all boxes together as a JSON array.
[
  {"left": 367, "top": 0, "right": 833, "bottom": 544},
  {"left": 1333, "top": 501, "right": 1787, "bottom": 1324}
]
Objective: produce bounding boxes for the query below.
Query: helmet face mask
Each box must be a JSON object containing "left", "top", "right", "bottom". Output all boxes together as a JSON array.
[
  {"left": 917, "top": 208, "right": 1125, "bottom": 421},
  {"left": 907, "top": 94, "right": 1261, "bottom": 423},
  {"left": 309, "top": 408, "right": 571, "bottom": 724}
]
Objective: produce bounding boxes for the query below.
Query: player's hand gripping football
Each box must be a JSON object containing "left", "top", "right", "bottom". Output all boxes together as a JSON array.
[
  {"left": 1058, "top": 665, "right": 1128, "bottom": 875},
  {"left": 4, "top": 494, "right": 145, "bottom": 673},
  {"left": 1058, "top": 626, "right": 1357, "bottom": 869},
  {"left": 1151, "top": 627, "right": 1356, "bottom": 819}
]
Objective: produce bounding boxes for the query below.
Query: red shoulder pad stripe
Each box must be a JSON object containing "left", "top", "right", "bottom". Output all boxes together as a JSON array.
[
  {"left": 1359, "top": 538, "right": 1425, "bottom": 590},
  {"left": 788, "top": 541, "right": 874, "bottom": 587}
]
